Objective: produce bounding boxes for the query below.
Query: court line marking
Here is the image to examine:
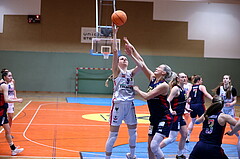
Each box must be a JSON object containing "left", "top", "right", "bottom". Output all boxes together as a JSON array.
[
  {"left": 0, "top": 100, "right": 32, "bottom": 133},
  {"left": 22, "top": 102, "right": 80, "bottom": 153},
  {"left": 2, "top": 101, "right": 237, "bottom": 158}
]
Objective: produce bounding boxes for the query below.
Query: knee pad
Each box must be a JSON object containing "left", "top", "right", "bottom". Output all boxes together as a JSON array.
[
  {"left": 105, "top": 131, "right": 118, "bottom": 153},
  {"left": 163, "top": 136, "right": 176, "bottom": 145},
  {"left": 163, "top": 131, "right": 178, "bottom": 145},
  {"left": 151, "top": 139, "right": 164, "bottom": 158},
  {"left": 128, "top": 129, "right": 137, "bottom": 147},
  {"left": 150, "top": 133, "right": 165, "bottom": 157}
]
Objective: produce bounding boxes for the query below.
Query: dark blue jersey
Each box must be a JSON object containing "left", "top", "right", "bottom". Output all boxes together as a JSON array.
[
  {"left": 199, "top": 112, "right": 226, "bottom": 146},
  {"left": 171, "top": 85, "right": 186, "bottom": 116},
  {"left": 147, "top": 78, "right": 172, "bottom": 125},
  {"left": 190, "top": 84, "right": 204, "bottom": 104}
]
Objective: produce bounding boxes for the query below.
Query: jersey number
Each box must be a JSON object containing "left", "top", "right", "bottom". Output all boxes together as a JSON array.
[{"left": 205, "top": 119, "right": 214, "bottom": 134}]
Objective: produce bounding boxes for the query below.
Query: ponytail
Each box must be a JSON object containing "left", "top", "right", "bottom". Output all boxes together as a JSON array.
[
  {"left": 204, "top": 96, "right": 224, "bottom": 120},
  {"left": 162, "top": 64, "right": 177, "bottom": 83},
  {"left": 105, "top": 74, "right": 113, "bottom": 87}
]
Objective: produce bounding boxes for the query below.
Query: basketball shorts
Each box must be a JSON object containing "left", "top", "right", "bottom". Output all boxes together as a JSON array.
[
  {"left": 7, "top": 103, "right": 14, "bottom": 113},
  {"left": 148, "top": 120, "right": 172, "bottom": 137},
  {"left": 109, "top": 101, "right": 137, "bottom": 126},
  {"left": 171, "top": 115, "right": 186, "bottom": 131},
  {"left": 0, "top": 110, "right": 8, "bottom": 126},
  {"left": 190, "top": 103, "right": 205, "bottom": 118}
]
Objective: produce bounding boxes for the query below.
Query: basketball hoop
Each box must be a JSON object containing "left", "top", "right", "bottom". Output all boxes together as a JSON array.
[
  {"left": 101, "top": 46, "right": 111, "bottom": 59},
  {"left": 102, "top": 52, "right": 110, "bottom": 59}
]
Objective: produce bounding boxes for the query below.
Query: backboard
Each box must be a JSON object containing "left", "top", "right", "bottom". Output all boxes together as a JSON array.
[{"left": 90, "top": 38, "right": 121, "bottom": 57}]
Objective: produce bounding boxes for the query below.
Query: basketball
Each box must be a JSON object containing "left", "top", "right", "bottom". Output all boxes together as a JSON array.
[{"left": 111, "top": 10, "right": 127, "bottom": 26}]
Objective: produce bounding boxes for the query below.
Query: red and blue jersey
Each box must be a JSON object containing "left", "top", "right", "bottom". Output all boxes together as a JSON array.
[
  {"left": 171, "top": 85, "right": 186, "bottom": 116},
  {"left": 147, "top": 78, "right": 172, "bottom": 125}
]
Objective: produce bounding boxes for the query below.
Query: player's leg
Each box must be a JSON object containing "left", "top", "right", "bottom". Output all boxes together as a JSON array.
[
  {"left": 184, "top": 103, "right": 191, "bottom": 126},
  {"left": 7, "top": 103, "right": 14, "bottom": 128},
  {"left": 105, "top": 103, "right": 123, "bottom": 158},
  {"left": 7, "top": 113, "right": 13, "bottom": 127},
  {"left": 160, "top": 130, "right": 178, "bottom": 148},
  {"left": 2, "top": 123, "right": 24, "bottom": 155},
  {"left": 125, "top": 102, "right": 137, "bottom": 159},
  {"left": 177, "top": 124, "right": 187, "bottom": 158},
  {"left": 148, "top": 127, "right": 156, "bottom": 159},
  {"left": 151, "top": 121, "right": 171, "bottom": 159},
  {"left": 160, "top": 116, "right": 180, "bottom": 148},
  {"left": 105, "top": 125, "right": 120, "bottom": 158},
  {"left": 187, "top": 104, "right": 198, "bottom": 142},
  {"left": 151, "top": 132, "right": 165, "bottom": 159},
  {"left": 126, "top": 124, "right": 137, "bottom": 159}
]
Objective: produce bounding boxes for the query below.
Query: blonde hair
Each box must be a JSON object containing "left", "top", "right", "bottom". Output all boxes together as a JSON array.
[{"left": 162, "top": 64, "right": 176, "bottom": 83}]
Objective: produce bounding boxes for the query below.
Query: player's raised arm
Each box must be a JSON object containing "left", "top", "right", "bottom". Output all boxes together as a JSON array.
[
  {"left": 111, "top": 24, "right": 119, "bottom": 78},
  {"left": 123, "top": 37, "right": 154, "bottom": 81}
]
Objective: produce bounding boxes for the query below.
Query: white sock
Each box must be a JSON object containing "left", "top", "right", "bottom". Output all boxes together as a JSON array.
[
  {"left": 177, "top": 149, "right": 184, "bottom": 156},
  {"left": 128, "top": 128, "right": 137, "bottom": 157},
  {"left": 130, "top": 148, "right": 135, "bottom": 157}
]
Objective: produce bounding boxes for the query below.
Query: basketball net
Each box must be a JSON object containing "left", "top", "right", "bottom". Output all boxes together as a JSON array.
[
  {"left": 101, "top": 46, "right": 111, "bottom": 59},
  {"left": 102, "top": 52, "right": 110, "bottom": 59}
]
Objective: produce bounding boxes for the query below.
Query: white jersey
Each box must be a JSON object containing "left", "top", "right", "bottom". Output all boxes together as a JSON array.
[
  {"left": 219, "top": 86, "right": 235, "bottom": 117},
  {"left": 7, "top": 81, "right": 15, "bottom": 113},
  {"left": 183, "top": 82, "right": 192, "bottom": 113},
  {"left": 8, "top": 81, "right": 15, "bottom": 98},
  {"left": 112, "top": 70, "right": 134, "bottom": 103},
  {"left": 184, "top": 82, "right": 192, "bottom": 94},
  {"left": 219, "top": 86, "right": 234, "bottom": 108}
]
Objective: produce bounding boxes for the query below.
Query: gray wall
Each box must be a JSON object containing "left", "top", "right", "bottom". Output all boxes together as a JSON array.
[{"left": 0, "top": 50, "right": 239, "bottom": 95}]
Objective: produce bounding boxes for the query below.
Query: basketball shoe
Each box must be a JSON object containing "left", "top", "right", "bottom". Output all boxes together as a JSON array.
[
  {"left": 176, "top": 154, "right": 186, "bottom": 159},
  {"left": 11, "top": 147, "right": 24, "bottom": 156},
  {"left": 126, "top": 152, "right": 137, "bottom": 159}
]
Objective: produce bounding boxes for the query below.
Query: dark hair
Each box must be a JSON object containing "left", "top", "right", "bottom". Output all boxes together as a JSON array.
[
  {"left": 1, "top": 68, "right": 8, "bottom": 74},
  {"left": 212, "top": 75, "right": 232, "bottom": 99},
  {"left": 2, "top": 71, "right": 9, "bottom": 80},
  {"left": 204, "top": 96, "right": 224, "bottom": 120},
  {"left": 192, "top": 75, "right": 201, "bottom": 84}
]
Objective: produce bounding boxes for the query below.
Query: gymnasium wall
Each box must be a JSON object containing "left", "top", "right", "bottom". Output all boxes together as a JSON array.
[
  {"left": 0, "top": 0, "right": 203, "bottom": 57},
  {"left": 0, "top": 0, "right": 239, "bottom": 94},
  {"left": 0, "top": 50, "right": 239, "bottom": 94}
]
